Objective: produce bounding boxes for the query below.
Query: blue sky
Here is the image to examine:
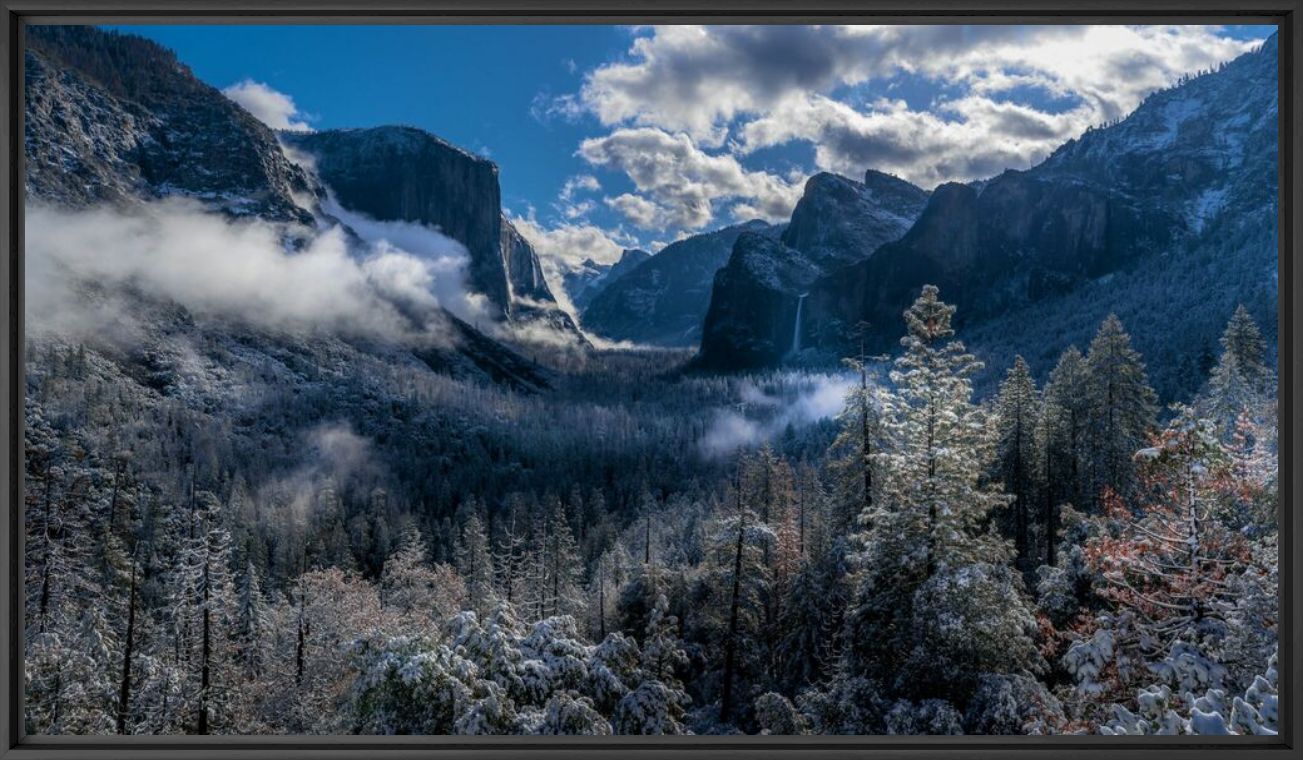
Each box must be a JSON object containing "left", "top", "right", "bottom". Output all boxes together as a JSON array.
[{"left": 111, "top": 24, "right": 1275, "bottom": 270}]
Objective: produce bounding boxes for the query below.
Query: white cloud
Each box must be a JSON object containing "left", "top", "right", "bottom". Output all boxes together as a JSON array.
[
  {"left": 578, "top": 127, "right": 803, "bottom": 230},
  {"left": 508, "top": 212, "right": 635, "bottom": 318},
  {"left": 322, "top": 195, "right": 491, "bottom": 324},
  {"left": 26, "top": 199, "right": 481, "bottom": 345},
  {"left": 557, "top": 174, "right": 603, "bottom": 219},
  {"left": 222, "top": 79, "right": 313, "bottom": 132},
  {"left": 572, "top": 24, "right": 1260, "bottom": 187}
]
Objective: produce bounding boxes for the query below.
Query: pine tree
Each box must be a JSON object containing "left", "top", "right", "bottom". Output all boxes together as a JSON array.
[
  {"left": 841, "top": 286, "right": 1020, "bottom": 702},
  {"left": 713, "top": 458, "right": 775, "bottom": 724},
  {"left": 170, "top": 491, "right": 238, "bottom": 734},
  {"left": 828, "top": 352, "right": 889, "bottom": 538},
  {"left": 234, "top": 559, "right": 269, "bottom": 682},
  {"left": 880, "top": 285, "right": 1009, "bottom": 575},
  {"left": 1084, "top": 314, "right": 1157, "bottom": 506},
  {"left": 1038, "top": 347, "right": 1091, "bottom": 566},
  {"left": 457, "top": 513, "right": 497, "bottom": 618},
  {"left": 1203, "top": 307, "right": 1272, "bottom": 438},
  {"left": 1219, "top": 305, "right": 1270, "bottom": 391},
  {"left": 1085, "top": 407, "right": 1253, "bottom": 659},
  {"left": 995, "top": 356, "right": 1041, "bottom": 571},
  {"left": 380, "top": 527, "right": 465, "bottom": 636}
]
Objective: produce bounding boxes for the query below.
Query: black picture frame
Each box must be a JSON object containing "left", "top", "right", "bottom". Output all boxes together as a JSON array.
[{"left": 0, "top": 3, "right": 1298, "bottom": 757}]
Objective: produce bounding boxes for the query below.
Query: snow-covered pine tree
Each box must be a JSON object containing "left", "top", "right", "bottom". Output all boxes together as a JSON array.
[
  {"left": 542, "top": 495, "right": 585, "bottom": 619},
  {"left": 457, "top": 512, "right": 497, "bottom": 618},
  {"left": 1219, "top": 305, "right": 1270, "bottom": 393},
  {"left": 841, "top": 285, "right": 1025, "bottom": 706},
  {"left": 234, "top": 558, "right": 270, "bottom": 682},
  {"left": 1085, "top": 406, "right": 1252, "bottom": 663},
  {"left": 879, "top": 284, "right": 1010, "bottom": 575},
  {"left": 711, "top": 458, "right": 776, "bottom": 725},
  {"left": 170, "top": 491, "right": 239, "bottom": 734},
  {"left": 1084, "top": 314, "right": 1157, "bottom": 506},
  {"left": 380, "top": 526, "right": 465, "bottom": 637},
  {"left": 641, "top": 593, "right": 688, "bottom": 688},
  {"left": 1202, "top": 307, "right": 1272, "bottom": 439}
]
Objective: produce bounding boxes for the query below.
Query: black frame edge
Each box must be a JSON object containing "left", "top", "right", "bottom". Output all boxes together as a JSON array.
[{"left": 0, "top": 3, "right": 1299, "bottom": 758}]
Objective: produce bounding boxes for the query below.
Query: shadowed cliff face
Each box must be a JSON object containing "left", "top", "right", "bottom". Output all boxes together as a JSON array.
[
  {"left": 695, "top": 170, "right": 928, "bottom": 368},
  {"left": 581, "top": 220, "right": 779, "bottom": 347},
  {"left": 696, "top": 232, "right": 824, "bottom": 370},
  {"left": 284, "top": 127, "right": 518, "bottom": 314},
  {"left": 805, "top": 171, "right": 1174, "bottom": 356}
]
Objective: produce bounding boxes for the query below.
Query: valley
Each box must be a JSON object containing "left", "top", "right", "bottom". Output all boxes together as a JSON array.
[{"left": 20, "top": 24, "right": 1280, "bottom": 738}]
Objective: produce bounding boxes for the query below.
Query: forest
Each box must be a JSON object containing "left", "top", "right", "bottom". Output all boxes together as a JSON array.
[{"left": 23, "top": 283, "right": 1279, "bottom": 736}]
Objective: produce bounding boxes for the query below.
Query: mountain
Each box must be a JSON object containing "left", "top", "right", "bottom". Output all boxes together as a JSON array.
[
  {"left": 282, "top": 127, "right": 576, "bottom": 337},
  {"left": 696, "top": 170, "right": 929, "bottom": 369},
  {"left": 24, "top": 25, "right": 552, "bottom": 392},
  {"left": 563, "top": 248, "right": 652, "bottom": 313},
  {"left": 582, "top": 220, "right": 779, "bottom": 347},
  {"left": 697, "top": 33, "right": 1278, "bottom": 401},
  {"left": 25, "top": 25, "right": 315, "bottom": 224}
]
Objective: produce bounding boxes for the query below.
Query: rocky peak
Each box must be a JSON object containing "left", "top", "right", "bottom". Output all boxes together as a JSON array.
[
  {"left": 284, "top": 126, "right": 569, "bottom": 328},
  {"left": 780, "top": 170, "right": 929, "bottom": 270},
  {"left": 24, "top": 25, "right": 314, "bottom": 223}
]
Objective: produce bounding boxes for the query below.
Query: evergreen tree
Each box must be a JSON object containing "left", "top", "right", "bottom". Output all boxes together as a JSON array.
[
  {"left": 1038, "top": 347, "right": 1091, "bottom": 567},
  {"left": 1219, "top": 305, "right": 1270, "bottom": 392},
  {"left": 456, "top": 513, "right": 497, "bottom": 618},
  {"left": 1202, "top": 307, "right": 1272, "bottom": 438},
  {"left": 994, "top": 356, "right": 1041, "bottom": 571},
  {"left": 841, "top": 286, "right": 1024, "bottom": 706},
  {"left": 1084, "top": 314, "right": 1157, "bottom": 506}
]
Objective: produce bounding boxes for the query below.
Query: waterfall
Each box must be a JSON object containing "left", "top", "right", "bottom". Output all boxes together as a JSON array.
[{"left": 791, "top": 293, "right": 807, "bottom": 355}]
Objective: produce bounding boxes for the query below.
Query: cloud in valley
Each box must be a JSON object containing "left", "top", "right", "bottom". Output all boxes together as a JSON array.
[
  {"left": 700, "top": 373, "right": 856, "bottom": 457},
  {"left": 26, "top": 199, "right": 479, "bottom": 344}
]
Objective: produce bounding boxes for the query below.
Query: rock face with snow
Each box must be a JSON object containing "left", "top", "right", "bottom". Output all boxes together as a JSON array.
[
  {"left": 582, "top": 220, "right": 779, "bottom": 347},
  {"left": 24, "top": 25, "right": 316, "bottom": 223},
  {"left": 24, "top": 25, "right": 557, "bottom": 392},
  {"left": 696, "top": 33, "right": 1278, "bottom": 401},
  {"left": 696, "top": 170, "right": 928, "bottom": 369},
  {"left": 782, "top": 170, "right": 931, "bottom": 271},
  {"left": 563, "top": 248, "right": 652, "bottom": 313}
]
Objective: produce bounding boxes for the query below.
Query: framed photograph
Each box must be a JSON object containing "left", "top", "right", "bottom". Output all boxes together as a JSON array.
[{"left": 1, "top": 2, "right": 1298, "bottom": 758}]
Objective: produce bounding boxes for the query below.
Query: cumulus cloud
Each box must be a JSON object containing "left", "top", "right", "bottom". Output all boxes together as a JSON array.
[
  {"left": 222, "top": 79, "right": 313, "bottom": 132},
  {"left": 578, "top": 127, "right": 803, "bottom": 230},
  {"left": 26, "top": 198, "right": 480, "bottom": 344},
  {"left": 573, "top": 24, "right": 1259, "bottom": 187},
  {"left": 557, "top": 174, "right": 603, "bottom": 219}
]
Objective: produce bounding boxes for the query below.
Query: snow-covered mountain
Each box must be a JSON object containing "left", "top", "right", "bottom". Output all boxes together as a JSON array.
[
  {"left": 562, "top": 248, "right": 652, "bottom": 313},
  {"left": 696, "top": 32, "right": 1278, "bottom": 400},
  {"left": 24, "top": 25, "right": 564, "bottom": 392},
  {"left": 695, "top": 170, "right": 929, "bottom": 369}
]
